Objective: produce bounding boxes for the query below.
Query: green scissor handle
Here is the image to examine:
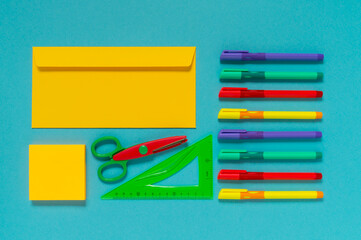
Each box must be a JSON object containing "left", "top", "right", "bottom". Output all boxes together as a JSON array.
[
  {"left": 91, "top": 136, "right": 124, "bottom": 160},
  {"left": 97, "top": 160, "right": 128, "bottom": 183},
  {"left": 91, "top": 136, "right": 127, "bottom": 183}
]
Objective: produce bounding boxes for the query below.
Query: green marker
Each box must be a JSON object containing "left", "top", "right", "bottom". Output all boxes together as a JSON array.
[
  {"left": 219, "top": 150, "right": 322, "bottom": 160},
  {"left": 220, "top": 69, "right": 323, "bottom": 81}
]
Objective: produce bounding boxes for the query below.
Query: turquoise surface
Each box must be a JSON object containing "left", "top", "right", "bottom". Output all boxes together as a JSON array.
[{"left": 1, "top": 0, "right": 360, "bottom": 239}]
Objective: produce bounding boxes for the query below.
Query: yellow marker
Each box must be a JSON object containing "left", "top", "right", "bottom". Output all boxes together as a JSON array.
[
  {"left": 218, "top": 108, "right": 322, "bottom": 120},
  {"left": 218, "top": 189, "right": 323, "bottom": 200},
  {"left": 29, "top": 145, "right": 86, "bottom": 200}
]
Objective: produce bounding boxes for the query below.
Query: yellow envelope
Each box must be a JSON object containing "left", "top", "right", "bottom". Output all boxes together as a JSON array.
[{"left": 32, "top": 47, "right": 196, "bottom": 128}]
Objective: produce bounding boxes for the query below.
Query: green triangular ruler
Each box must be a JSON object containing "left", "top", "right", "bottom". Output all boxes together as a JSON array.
[{"left": 101, "top": 135, "right": 213, "bottom": 199}]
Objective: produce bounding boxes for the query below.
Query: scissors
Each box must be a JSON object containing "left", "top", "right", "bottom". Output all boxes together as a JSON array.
[{"left": 91, "top": 136, "right": 187, "bottom": 182}]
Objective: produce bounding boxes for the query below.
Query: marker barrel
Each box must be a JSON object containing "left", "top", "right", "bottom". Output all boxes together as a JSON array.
[
  {"left": 218, "top": 151, "right": 322, "bottom": 160},
  {"left": 263, "top": 131, "right": 322, "bottom": 139},
  {"left": 220, "top": 70, "right": 323, "bottom": 81},
  {"left": 266, "top": 53, "right": 323, "bottom": 61}
]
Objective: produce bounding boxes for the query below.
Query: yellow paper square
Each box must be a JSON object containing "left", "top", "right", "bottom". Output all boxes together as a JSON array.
[{"left": 29, "top": 145, "right": 86, "bottom": 200}]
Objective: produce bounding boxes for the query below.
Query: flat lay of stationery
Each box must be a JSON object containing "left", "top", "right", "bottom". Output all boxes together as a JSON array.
[
  {"left": 6, "top": 1, "right": 361, "bottom": 238},
  {"left": 28, "top": 48, "right": 324, "bottom": 203}
]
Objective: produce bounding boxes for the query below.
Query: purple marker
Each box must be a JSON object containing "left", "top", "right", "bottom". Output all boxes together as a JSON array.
[
  {"left": 220, "top": 50, "right": 324, "bottom": 62},
  {"left": 218, "top": 129, "right": 322, "bottom": 140}
]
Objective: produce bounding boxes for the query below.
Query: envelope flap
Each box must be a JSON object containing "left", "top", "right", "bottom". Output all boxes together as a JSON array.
[{"left": 34, "top": 47, "right": 196, "bottom": 68}]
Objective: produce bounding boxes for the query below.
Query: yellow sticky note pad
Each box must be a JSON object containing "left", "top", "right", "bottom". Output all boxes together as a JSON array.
[
  {"left": 32, "top": 47, "right": 196, "bottom": 128},
  {"left": 29, "top": 145, "right": 86, "bottom": 200}
]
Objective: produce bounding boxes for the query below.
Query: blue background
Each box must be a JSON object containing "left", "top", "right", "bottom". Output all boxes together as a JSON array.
[{"left": 1, "top": 0, "right": 360, "bottom": 239}]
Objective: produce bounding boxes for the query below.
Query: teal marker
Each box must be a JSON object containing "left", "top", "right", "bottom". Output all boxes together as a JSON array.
[
  {"left": 220, "top": 69, "right": 323, "bottom": 81},
  {"left": 219, "top": 150, "right": 322, "bottom": 160}
]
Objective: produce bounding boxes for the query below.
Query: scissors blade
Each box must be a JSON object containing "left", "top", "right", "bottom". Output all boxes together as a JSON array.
[
  {"left": 113, "top": 136, "right": 187, "bottom": 161},
  {"left": 152, "top": 138, "right": 187, "bottom": 153}
]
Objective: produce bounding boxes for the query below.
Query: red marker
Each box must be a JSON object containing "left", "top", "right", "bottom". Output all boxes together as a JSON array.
[
  {"left": 219, "top": 87, "right": 323, "bottom": 98},
  {"left": 218, "top": 169, "right": 322, "bottom": 180}
]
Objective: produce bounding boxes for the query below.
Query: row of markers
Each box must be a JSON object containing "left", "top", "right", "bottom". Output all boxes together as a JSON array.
[{"left": 217, "top": 50, "right": 324, "bottom": 200}]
